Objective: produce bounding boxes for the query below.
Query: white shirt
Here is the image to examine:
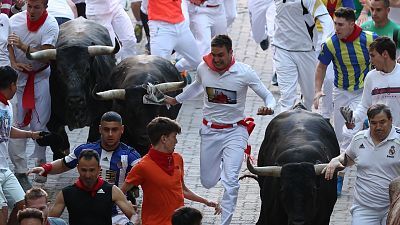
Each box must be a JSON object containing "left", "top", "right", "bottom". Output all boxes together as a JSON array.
[
  {"left": 273, "top": 0, "right": 331, "bottom": 51},
  {"left": 0, "top": 101, "right": 12, "bottom": 169},
  {"left": 86, "top": 0, "right": 120, "bottom": 15},
  {"left": 0, "top": 13, "right": 10, "bottom": 66},
  {"left": 176, "top": 61, "right": 276, "bottom": 124},
  {"left": 346, "top": 127, "right": 400, "bottom": 209},
  {"left": 9, "top": 11, "right": 59, "bottom": 86},
  {"left": 48, "top": 0, "right": 75, "bottom": 20},
  {"left": 353, "top": 64, "right": 400, "bottom": 127}
]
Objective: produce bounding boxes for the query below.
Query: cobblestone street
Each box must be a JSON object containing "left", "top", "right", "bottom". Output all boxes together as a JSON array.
[{"left": 16, "top": 0, "right": 357, "bottom": 224}]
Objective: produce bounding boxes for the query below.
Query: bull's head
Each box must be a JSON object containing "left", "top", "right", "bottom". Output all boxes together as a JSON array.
[
  {"left": 248, "top": 159, "right": 327, "bottom": 225},
  {"left": 94, "top": 81, "right": 185, "bottom": 155},
  {"left": 26, "top": 40, "right": 120, "bottom": 130}
]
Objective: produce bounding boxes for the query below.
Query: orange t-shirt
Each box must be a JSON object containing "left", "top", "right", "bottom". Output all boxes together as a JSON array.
[
  {"left": 125, "top": 153, "right": 184, "bottom": 225},
  {"left": 148, "top": 0, "right": 184, "bottom": 24}
]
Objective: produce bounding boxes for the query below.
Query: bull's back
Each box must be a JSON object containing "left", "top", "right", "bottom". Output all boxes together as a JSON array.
[
  {"left": 57, "top": 17, "right": 113, "bottom": 48},
  {"left": 111, "top": 55, "right": 182, "bottom": 88}
]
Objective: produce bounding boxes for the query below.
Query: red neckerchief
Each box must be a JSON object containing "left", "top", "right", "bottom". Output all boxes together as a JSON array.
[
  {"left": 326, "top": 0, "right": 337, "bottom": 17},
  {"left": 74, "top": 177, "right": 105, "bottom": 198},
  {"left": 21, "top": 65, "right": 49, "bottom": 127},
  {"left": 203, "top": 53, "right": 236, "bottom": 74},
  {"left": 27, "top": 10, "right": 48, "bottom": 32},
  {"left": 0, "top": 93, "right": 8, "bottom": 105},
  {"left": 148, "top": 147, "right": 174, "bottom": 176},
  {"left": 341, "top": 25, "right": 362, "bottom": 43}
]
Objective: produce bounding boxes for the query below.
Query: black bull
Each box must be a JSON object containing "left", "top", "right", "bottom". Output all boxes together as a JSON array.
[
  {"left": 27, "top": 18, "right": 184, "bottom": 158},
  {"left": 95, "top": 56, "right": 185, "bottom": 155},
  {"left": 247, "top": 106, "right": 340, "bottom": 225}
]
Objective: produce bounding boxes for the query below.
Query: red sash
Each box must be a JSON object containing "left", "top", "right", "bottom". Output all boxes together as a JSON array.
[
  {"left": 75, "top": 177, "right": 105, "bottom": 198},
  {"left": 203, "top": 53, "right": 235, "bottom": 74},
  {"left": 21, "top": 65, "right": 49, "bottom": 127},
  {"left": 27, "top": 11, "right": 48, "bottom": 32},
  {"left": 148, "top": 147, "right": 175, "bottom": 176},
  {"left": 341, "top": 25, "right": 362, "bottom": 43}
]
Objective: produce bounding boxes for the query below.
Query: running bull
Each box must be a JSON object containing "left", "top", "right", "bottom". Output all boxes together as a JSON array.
[
  {"left": 95, "top": 55, "right": 186, "bottom": 156},
  {"left": 26, "top": 18, "right": 185, "bottom": 158},
  {"left": 247, "top": 104, "right": 340, "bottom": 225}
]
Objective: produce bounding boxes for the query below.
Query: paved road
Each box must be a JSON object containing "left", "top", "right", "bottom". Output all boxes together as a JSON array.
[{"left": 15, "top": 0, "right": 356, "bottom": 224}]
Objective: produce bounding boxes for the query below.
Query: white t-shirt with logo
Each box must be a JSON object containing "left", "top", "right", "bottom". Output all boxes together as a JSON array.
[
  {"left": 353, "top": 63, "right": 400, "bottom": 128},
  {"left": 0, "top": 101, "right": 12, "bottom": 169},
  {"left": 273, "top": 0, "right": 329, "bottom": 51},
  {"left": 9, "top": 11, "right": 59, "bottom": 87},
  {"left": 0, "top": 13, "right": 10, "bottom": 66},
  {"left": 176, "top": 61, "right": 276, "bottom": 124},
  {"left": 346, "top": 127, "right": 400, "bottom": 210}
]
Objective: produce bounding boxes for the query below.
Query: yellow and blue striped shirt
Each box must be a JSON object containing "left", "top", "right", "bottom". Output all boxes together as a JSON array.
[{"left": 318, "top": 31, "right": 378, "bottom": 91}]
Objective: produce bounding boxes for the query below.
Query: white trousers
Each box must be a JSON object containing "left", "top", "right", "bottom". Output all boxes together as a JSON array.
[
  {"left": 189, "top": 4, "right": 227, "bottom": 57},
  {"left": 248, "top": 0, "right": 274, "bottom": 43},
  {"left": 224, "top": 0, "right": 237, "bottom": 27},
  {"left": 350, "top": 204, "right": 388, "bottom": 225},
  {"left": 8, "top": 78, "right": 50, "bottom": 173},
  {"left": 200, "top": 124, "right": 248, "bottom": 225},
  {"left": 274, "top": 48, "right": 316, "bottom": 111},
  {"left": 87, "top": 6, "right": 137, "bottom": 61},
  {"left": 149, "top": 20, "right": 201, "bottom": 72},
  {"left": 332, "top": 87, "right": 362, "bottom": 152},
  {"left": 320, "top": 61, "right": 334, "bottom": 119}
]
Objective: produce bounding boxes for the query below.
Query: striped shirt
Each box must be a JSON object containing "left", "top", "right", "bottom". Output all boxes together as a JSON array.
[{"left": 318, "top": 31, "right": 378, "bottom": 91}]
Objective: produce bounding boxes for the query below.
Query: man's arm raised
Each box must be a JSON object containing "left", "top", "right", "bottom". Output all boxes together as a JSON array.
[{"left": 28, "top": 159, "right": 71, "bottom": 176}]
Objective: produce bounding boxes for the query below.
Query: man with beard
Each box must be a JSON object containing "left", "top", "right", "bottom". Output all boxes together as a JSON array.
[
  {"left": 49, "top": 149, "right": 136, "bottom": 225},
  {"left": 28, "top": 111, "right": 141, "bottom": 225},
  {"left": 323, "top": 104, "right": 400, "bottom": 225}
]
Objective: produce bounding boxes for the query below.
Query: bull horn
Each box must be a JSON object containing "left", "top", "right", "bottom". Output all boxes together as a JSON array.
[
  {"left": 314, "top": 164, "right": 328, "bottom": 175},
  {"left": 26, "top": 47, "right": 56, "bottom": 61},
  {"left": 154, "top": 81, "right": 185, "bottom": 93},
  {"left": 246, "top": 157, "right": 282, "bottom": 177},
  {"left": 88, "top": 38, "right": 120, "bottom": 56},
  {"left": 96, "top": 89, "right": 125, "bottom": 100}
]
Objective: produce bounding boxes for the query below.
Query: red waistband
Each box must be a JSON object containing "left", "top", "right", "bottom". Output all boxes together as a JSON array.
[{"left": 202, "top": 118, "right": 233, "bottom": 129}]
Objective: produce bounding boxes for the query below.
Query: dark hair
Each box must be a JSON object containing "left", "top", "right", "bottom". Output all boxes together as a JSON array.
[
  {"left": 211, "top": 35, "right": 232, "bottom": 52},
  {"left": 171, "top": 207, "right": 203, "bottom": 225},
  {"left": 78, "top": 149, "right": 100, "bottom": 164},
  {"left": 367, "top": 104, "right": 392, "bottom": 120},
  {"left": 17, "top": 208, "right": 44, "bottom": 224},
  {"left": 147, "top": 117, "right": 181, "bottom": 145},
  {"left": 334, "top": 7, "right": 356, "bottom": 22},
  {"left": 25, "top": 188, "right": 48, "bottom": 205},
  {"left": 372, "top": 0, "right": 390, "bottom": 8},
  {"left": 101, "top": 111, "right": 122, "bottom": 124},
  {"left": 0, "top": 66, "right": 18, "bottom": 90},
  {"left": 369, "top": 36, "right": 396, "bottom": 60}
]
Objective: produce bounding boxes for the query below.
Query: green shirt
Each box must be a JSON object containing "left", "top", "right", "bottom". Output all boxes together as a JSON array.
[{"left": 361, "top": 20, "right": 400, "bottom": 48}]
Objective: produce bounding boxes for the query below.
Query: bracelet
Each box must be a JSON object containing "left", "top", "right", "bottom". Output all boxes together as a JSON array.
[{"left": 41, "top": 163, "right": 53, "bottom": 177}]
